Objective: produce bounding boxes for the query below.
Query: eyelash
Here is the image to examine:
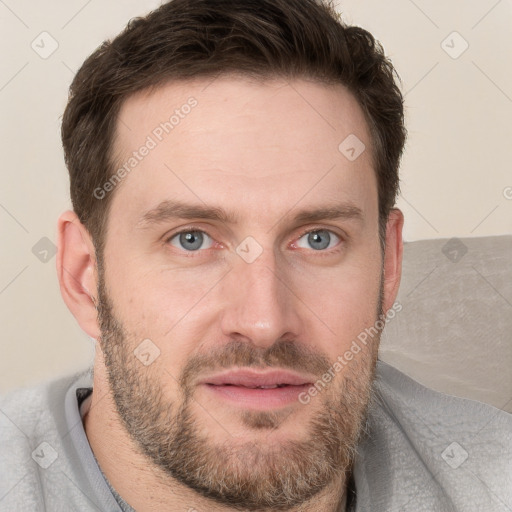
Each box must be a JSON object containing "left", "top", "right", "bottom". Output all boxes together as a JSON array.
[{"left": 165, "top": 226, "right": 345, "bottom": 255}]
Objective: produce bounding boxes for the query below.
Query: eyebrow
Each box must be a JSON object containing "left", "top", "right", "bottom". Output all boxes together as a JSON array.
[{"left": 136, "top": 199, "right": 364, "bottom": 229}]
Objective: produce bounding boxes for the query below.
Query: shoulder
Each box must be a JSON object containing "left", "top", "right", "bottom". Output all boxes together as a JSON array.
[
  {"left": 0, "top": 372, "right": 86, "bottom": 439},
  {"left": 373, "top": 359, "right": 512, "bottom": 435},
  {"left": 353, "top": 360, "right": 512, "bottom": 511},
  {"left": 0, "top": 371, "right": 92, "bottom": 511}
]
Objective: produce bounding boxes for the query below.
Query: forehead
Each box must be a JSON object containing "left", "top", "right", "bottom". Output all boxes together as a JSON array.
[{"left": 108, "top": 76, "right": 377, "bottom": 227}]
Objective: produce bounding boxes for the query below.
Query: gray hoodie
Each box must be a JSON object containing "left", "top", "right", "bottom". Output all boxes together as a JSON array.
[{"left": 0, "top": 360, "right": 510, "bottom": 511}]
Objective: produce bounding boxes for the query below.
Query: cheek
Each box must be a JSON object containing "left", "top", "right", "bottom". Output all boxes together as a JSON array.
[
  {"left": 107, "top": 260, "right": 227, "bottom": 340},
  {"left": 290, "top": 258, "right": 382, "bottom": 355},
  {"left": 311, "top": 277, "right": 379, "bottom": 329}
]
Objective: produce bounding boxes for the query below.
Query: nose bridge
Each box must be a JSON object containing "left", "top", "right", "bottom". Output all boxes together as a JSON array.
[{"left": 219, "top": 246, "right": 301, "bottom": 346}]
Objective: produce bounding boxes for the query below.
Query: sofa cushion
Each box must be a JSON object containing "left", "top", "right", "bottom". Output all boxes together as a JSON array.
[{"left": 380, "top": 234, "right": 512, "bottom": 413}]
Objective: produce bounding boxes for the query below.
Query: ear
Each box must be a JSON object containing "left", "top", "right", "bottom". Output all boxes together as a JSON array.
[
  {"left": 382, "top": 208, "right": 404, "bottom": 313},
  {"left": 56, "top": 210, "right": 100, "bottom": 339}
]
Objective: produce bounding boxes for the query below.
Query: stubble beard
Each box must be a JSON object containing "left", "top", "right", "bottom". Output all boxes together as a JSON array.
[{"left": 95, "top": 262, "right": 382, "bottom": 510}]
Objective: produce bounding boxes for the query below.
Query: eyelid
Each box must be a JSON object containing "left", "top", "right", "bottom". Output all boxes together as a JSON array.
[
  {"left": 295, "top": 225, "right": 344, "bottom": 238},
  {"left": 164, "top": 225, "right": 214, "bottom": 242}
]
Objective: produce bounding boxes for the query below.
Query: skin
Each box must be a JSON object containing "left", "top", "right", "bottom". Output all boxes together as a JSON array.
[{"left": 57, "top": 76, "right": 403, "bottom": 511}]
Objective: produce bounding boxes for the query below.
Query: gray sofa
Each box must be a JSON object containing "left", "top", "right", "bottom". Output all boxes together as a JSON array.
[{"left": 380, "top": 234, "right": 512, "bottom": 413}]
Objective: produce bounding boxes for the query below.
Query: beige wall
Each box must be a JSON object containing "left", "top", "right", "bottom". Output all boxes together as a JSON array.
[{"left": 1, "top": 1, "right": 511, "bottom": 393}]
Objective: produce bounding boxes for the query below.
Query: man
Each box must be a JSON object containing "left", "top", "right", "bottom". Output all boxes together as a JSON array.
[{"left": 0, "top": 0, "right": 510, "bottom": 511}]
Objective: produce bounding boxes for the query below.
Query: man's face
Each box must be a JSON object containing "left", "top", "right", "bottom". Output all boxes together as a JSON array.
[{"left": 96, "top": 77, "right": 385, "bottom": 509}]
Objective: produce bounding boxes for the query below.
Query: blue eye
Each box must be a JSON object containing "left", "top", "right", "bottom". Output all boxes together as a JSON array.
[
  {"left": 296, "top": 229, "right": 340, "bottom": 251},
  {"left": 168, "top": 230, "right": 213, "bottom": 251}
]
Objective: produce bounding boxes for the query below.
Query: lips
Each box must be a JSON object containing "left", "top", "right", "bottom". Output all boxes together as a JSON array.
[
  {"left": 198, "top": 369, "right": 315, "bottom": 410},
  {"left": 199, "top": 369, "right": 314, "bottom": 388}
]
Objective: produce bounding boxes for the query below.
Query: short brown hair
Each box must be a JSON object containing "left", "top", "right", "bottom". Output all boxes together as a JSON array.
[{"left": 61, "top": 0, "right": 406, "bottom": 256}]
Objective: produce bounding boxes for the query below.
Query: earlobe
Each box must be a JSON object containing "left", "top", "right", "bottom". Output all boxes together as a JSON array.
[
  {"left": 382, "top": 208, "right": 404, "bottom": 313},
  {"left": 56, "top": 211, "right": 101, "bottom": 339}
]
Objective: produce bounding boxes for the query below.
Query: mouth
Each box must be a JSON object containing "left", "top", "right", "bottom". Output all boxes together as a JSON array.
[
  {"left": 213, "top": 383, "right": 292, "bottom": 389},
  {"left": 198, "top": 369, "right": 314, "bottom": 409}
]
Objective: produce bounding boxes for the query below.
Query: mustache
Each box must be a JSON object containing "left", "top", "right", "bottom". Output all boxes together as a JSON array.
[{"left": 180, "top": 338, "right": 332, "bottom": 393}]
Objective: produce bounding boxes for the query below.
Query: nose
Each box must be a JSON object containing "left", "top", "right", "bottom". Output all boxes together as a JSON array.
[{"left": 218, "top": 248, "right": 304, "bottom": 349}]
